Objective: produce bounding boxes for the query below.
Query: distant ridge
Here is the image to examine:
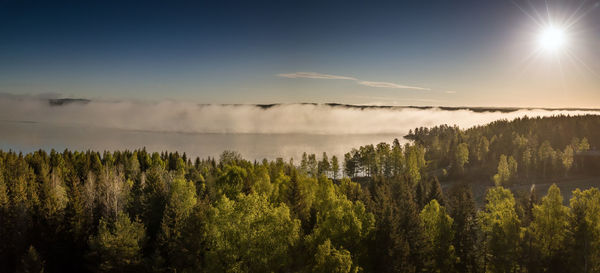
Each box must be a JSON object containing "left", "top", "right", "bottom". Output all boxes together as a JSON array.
[
  {"left": 226, "top": 103, "right": 600, "bottom": 113},
  {"left": 49, "top": 99, "right": 600, "bottom": 113},
  {"left": 48, "top": 98, "right": 91, "bottom": 106}
]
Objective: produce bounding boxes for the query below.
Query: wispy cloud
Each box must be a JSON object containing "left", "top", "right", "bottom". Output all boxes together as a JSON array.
[
  {"left": 277, "top": 72, "right": 356, "bottom": 80},
  {"left": 358, "top": 81, "right": 430, "bottom": 90},
  {"left": 445, "top": 90, "right": 457, "bottom": 94},
  {"left": 277, "top": 71, "right": 428, "bottom": 90}
]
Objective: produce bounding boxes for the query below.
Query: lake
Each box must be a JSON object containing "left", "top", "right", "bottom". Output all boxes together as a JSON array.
[
  {"left": 1, "top": 100, "right": 598, "bottom": 160},
  {"left": 0, "top": 120, "right": 400, "bottom": 161}
]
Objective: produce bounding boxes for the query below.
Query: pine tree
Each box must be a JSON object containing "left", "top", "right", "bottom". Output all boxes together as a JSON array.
[
  {"left": 88, "top": 212, "right": 146, "bottom": 272},
  {"left": 0, "top": 170, "right": 8, "bottom": 209},
  {"left": 446, "top": 183, "right": 480, "bottom": 273},
  {"left": 453, "top": 143, "right": 469, "bottom": 175},
  {"left": 374, "top": 178, "right": 429, "bottom": 273},
  {"left": 18, "top": 246, "right": 45, "bottom": 273},
  {"left": 331, "top": 155, "right": 340, "bottom": 180},
  {"left": 427, "top": 178, "right": 445, "bottom": 206},
  {"left": 318, "top": 152, "right": 331, "bottom": 177},
  {"left": 287, "top": 169, "right": 309, "bottom": 230},
  {"left": 158, "top": 178, "right": 197, "bottom": 271}
]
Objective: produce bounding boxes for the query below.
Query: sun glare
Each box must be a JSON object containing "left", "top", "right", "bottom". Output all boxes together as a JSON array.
[{"left": 539, "top": 26, "right": 566, "bottom": 52}]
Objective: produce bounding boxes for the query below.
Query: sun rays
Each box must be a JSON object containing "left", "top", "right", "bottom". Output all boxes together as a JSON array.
[{"left": 513, "top": 0, "right": 598, "bottom": 75}]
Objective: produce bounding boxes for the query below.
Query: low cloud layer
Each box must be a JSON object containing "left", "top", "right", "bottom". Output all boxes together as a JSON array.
[
  {"left": 277, "top": 71, "right": 429, "bottom": 90},
  {"left": 0, "top": 96, "right": 597, "bottom": 135}
]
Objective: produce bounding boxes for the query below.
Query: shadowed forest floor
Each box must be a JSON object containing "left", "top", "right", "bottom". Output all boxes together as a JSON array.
[{"left": 446, "top": 176, "right": 600, "bottom": 206}]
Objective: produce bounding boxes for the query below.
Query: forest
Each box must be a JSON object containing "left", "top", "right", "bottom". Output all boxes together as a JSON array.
[{"left": 1, "top": 114, "right": 600, "bottom": 273}]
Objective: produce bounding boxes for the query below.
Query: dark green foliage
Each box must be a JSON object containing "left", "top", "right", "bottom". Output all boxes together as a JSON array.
[
  {"left": 446, "top": 183, "right": 480, "bottom": 273},
  {"left": 18, "top": 246, "right": 45, "bottom": 273},
  {"left": 407, "top": 115, "right": 600, "bottom": 181},
  {"left": 88, "top": 212, "right": 145, "bottom": 272},
  {"left": 1, "top": 115, "right": 600, "bottom": 272},
  {"left": 427, "top": 177, "right": 445, "bottom": 206}
]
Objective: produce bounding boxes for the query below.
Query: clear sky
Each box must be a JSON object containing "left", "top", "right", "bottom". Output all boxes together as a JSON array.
[{"left": 1, "top": 0, "right": 599, "bottom": 107}]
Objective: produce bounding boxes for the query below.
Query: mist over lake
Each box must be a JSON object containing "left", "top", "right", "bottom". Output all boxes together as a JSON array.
[
  {"left": 1, "top": 96, "right": 597, "bottom": 160},
  {"left": 0, "top": 120, "right": 400, "bottom": 161}
]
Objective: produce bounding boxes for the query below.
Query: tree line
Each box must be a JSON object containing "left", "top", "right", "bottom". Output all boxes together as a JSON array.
[
  {"left": 0, "top": 114, "right": 599, "bottom": 273},
  {"left": 346, "top": 114, "right": 599, "bottom": 185}
]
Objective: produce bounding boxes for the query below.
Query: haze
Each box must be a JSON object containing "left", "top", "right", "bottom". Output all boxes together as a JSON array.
[{"left": 0, "top": 95, "right": 597, "bottom": 160}]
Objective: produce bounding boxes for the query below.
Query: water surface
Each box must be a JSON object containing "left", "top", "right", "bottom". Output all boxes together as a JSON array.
[{"left": 0, "top": 120, "right": 399, "bottom": 160}]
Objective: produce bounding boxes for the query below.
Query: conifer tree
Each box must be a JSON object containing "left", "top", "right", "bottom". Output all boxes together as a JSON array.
[
  {"left": 331, "top": 155, "right": 340, "bottom": 180},
  {"left": 426, "top": 178, "right": 445, "bottom": 206},
  {"left": 88, "top": 212, "right": 146, "bottom": 272},
  {"left": 446, "top": 183, "right": 480, "bottom": 273},
  {"left": 18, "top": 246, "right": 45, "bottom": 273}
]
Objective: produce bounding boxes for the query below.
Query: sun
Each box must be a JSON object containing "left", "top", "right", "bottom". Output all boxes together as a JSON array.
[{"left": 538, "top": 26, "right": 567, "bottom": 52}]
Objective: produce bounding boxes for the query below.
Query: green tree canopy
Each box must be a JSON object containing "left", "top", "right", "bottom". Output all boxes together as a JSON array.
[
  {"left": 479, "top": 186, "right": 522, "bottom": 273},
  {"left": 420, "top": 199, "right": 456, "bottom": 273},
  {"left": 205, "top": 193, "right": 300, "bottom": 272},
  {"left": 313, "top": 239, "right": 357, "bottom": 273},
  {"left": 568, "top": 187, "right": 600, "bottom": 273},
  {"left": 493, "top": 155, "right": 510, "bottom": 186},
  {"left": 88, "top": 212, "right": 146, "bottom": 273}
]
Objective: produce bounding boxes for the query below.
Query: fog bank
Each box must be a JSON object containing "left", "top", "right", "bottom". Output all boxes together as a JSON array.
[{"left": 0, "top": 97, "right": 598, "bottom": 135}]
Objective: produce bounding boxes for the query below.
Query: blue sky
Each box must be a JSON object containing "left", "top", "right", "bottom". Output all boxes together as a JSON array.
[{"left": 1, "top": 0, "right": 599, "bottom": 107}]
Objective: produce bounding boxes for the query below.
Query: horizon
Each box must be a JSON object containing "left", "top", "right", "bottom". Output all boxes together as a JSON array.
[{"left": 5, "top": 92, "right": 600, "bottom": 110}]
